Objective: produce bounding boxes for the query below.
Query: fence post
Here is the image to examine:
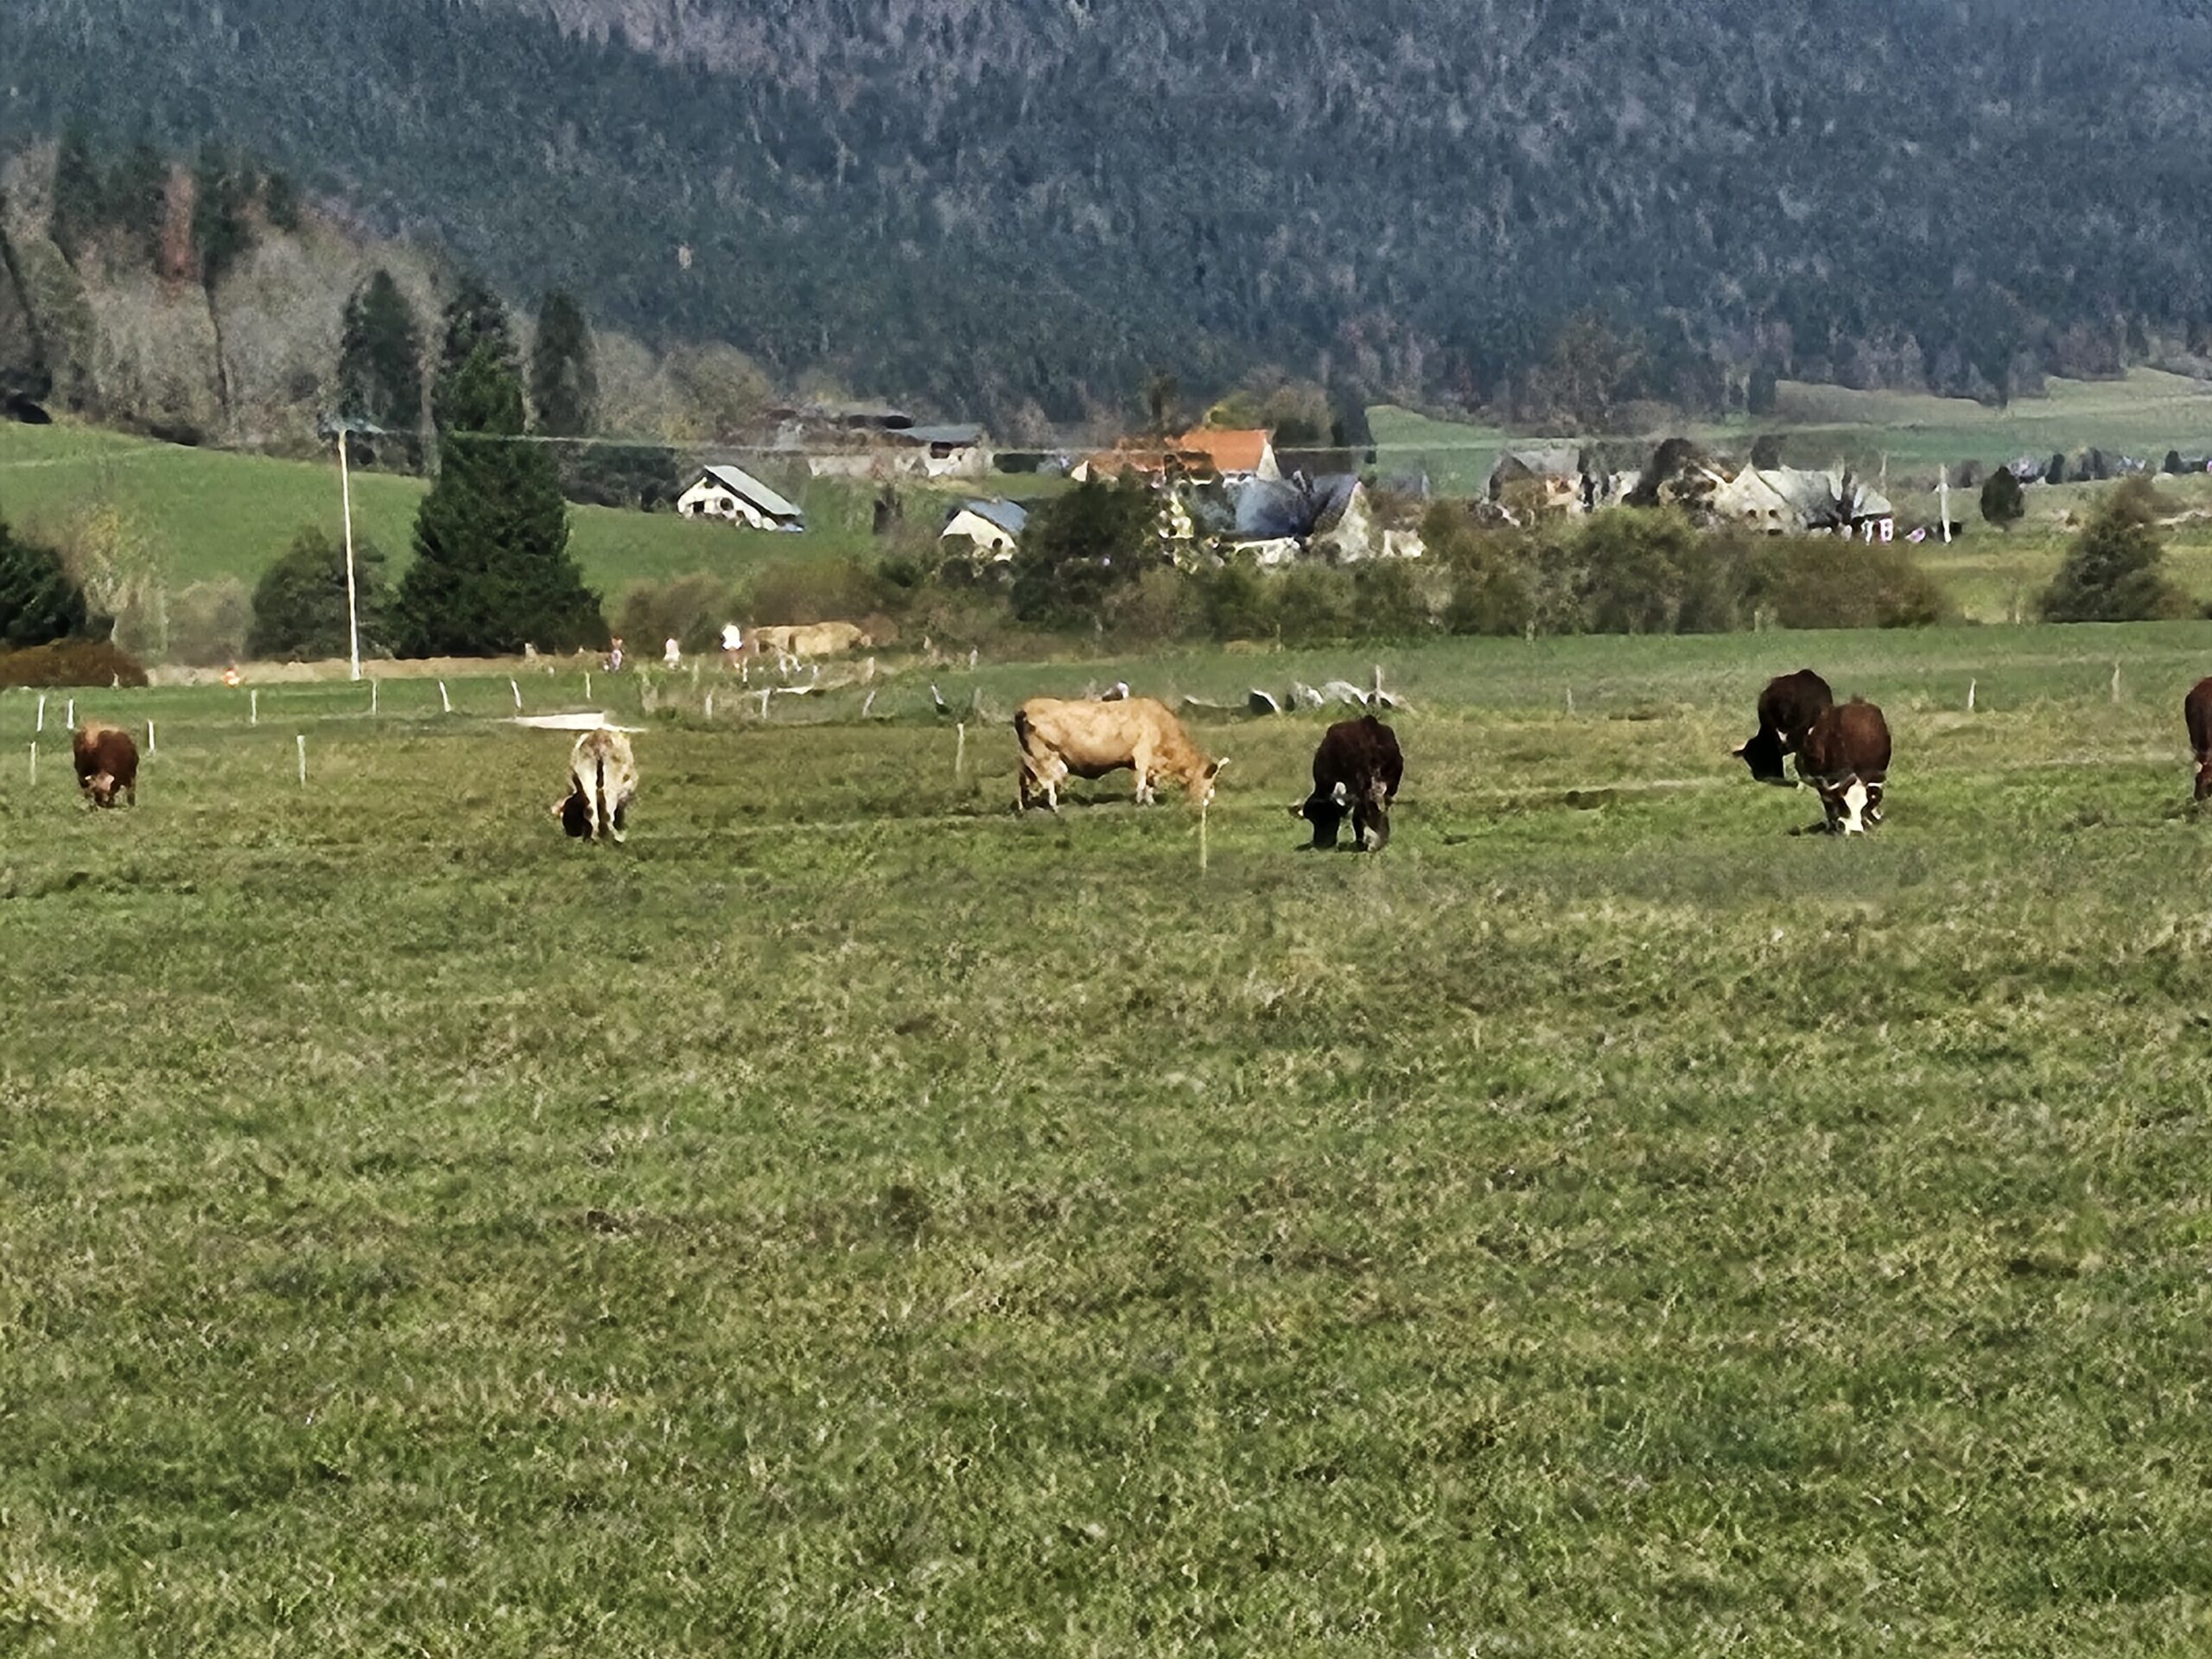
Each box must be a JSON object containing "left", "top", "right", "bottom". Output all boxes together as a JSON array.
[
  {"left": 371, "top": 680, "right": 378, "bottom": 716},
  {"left": 146, "top": 721, "right": 156, "bottom": 759},
  {"left": 760, "top": 688, "right": 772, "bottom": 720},
  {"left": 251, "top": 689, "right": 258, "bottom": 726},
  {"left": 27, "top": 741, "right": 35, "bottom": 785},
  {"left": 65, "top": 698, "right": 73, "bottom": 729},
  {"left": 2112, "top": 661, "right": 2122, "bottom": 704},
  {"left": 439, "top": 681, "right": 452, "bottom": 715},
  {"left": 1967, "top": 678, "right": 1976, "bottom": 713},
  {"left": 35, "top": 694, "right": 43, "bottom": 734},
  {"left": 297, "top": 734, "right": 308, "bottom": 787},
  {"left": 861, "top": 690, "right": 877, "bottom": 719},
  {"left": 511, "top": 678, "right": 523, "bottom": 710},
  {"left": 956, "top": 721, "right": 966, "bottom": 780},
  {"left": 704, "top": 690, "right": 715, "bottom": 720},
  {"left": 584, "top": 671, "right": 592, "bottom": 702}
]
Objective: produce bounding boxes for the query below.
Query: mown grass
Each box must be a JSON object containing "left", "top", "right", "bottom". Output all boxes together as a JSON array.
[{"left": 8, "top": 626, "right": 2212, "bottom": 1653}]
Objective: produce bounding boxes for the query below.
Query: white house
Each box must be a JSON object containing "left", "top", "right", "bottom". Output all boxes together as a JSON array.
[
  {"left": 1713, "top": 466, "right": 1894, "bottom": 540},
  {"left": 941, "top": 499, "right": 1028, "bottom": 558},
  {"left": 677, "top": 465, "right": 806, "bottom": 531}
]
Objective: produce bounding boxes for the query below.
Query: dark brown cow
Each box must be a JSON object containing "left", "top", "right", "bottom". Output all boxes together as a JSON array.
[
  {"left": 1796, "top": 699, "right": 1891, "bottom": 835},
  {"left": 73, "top": 721, "right": 138, "bottom": 809},
  {"left": 1734, "top": 669, "right": 1834, "bottom": 784},
  {"left": 1293, "top": 715, "right": 1403, "bottom": 851},
  {"left": 2187, "top": 678, "right": 2212, "bottom": 802}
]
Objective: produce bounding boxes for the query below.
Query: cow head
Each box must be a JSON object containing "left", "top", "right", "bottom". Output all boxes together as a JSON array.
[
  {"left": 85, "top": 771, "right": 118, "bottom": 808},
  {"left": 1294, "top": 779, "right": 1349, "bottom": 849},
  {"left": 1734, "top": 728, "right": 1791, "bottom": 785},
  {"left": 1829, "top": 779, "right": 1872, "bottom": 836}
]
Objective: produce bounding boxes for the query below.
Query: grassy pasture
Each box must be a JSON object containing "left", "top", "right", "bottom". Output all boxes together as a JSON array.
[
  {"left": 9, "top": 626, "right": 2212, "bottom": 1653},
  {"left": 0, "top": 423, "right": 1034, "bottom": 598}
]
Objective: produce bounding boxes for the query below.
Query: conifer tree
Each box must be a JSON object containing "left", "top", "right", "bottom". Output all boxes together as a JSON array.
[
  {"left": 529, "top": 289, "right": 597, "bottom": 439},
  {"left": 2040, "top": 478, "right": 2186, "bottom": 622},
  {"left": 337, "top": 270, "right": 426, "bottom": 469},
  {"left": 394, "top": 341, "right": 604, "bottom": 656},
  {"left": 0, "top": 518, "right": 89, "bottom": 649},
  {"left": 48, "top": 119, "right": 105, "bottom": 257},
  {"left": 435, "top": 271, "right": 517, "bottom": 431}
]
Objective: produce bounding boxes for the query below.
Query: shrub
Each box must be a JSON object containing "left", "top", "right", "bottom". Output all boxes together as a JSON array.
[
  {"left": 1196, "top": 558, "right": 1274, "bottom": 643},
  {"left": 248, "top": 527, "right": 392, "bottom": 661},
  {"left": 1351, "top": 560, "right": 1430, "bottom": 639},
  {"left": 1103, "top": 565, "right": 1202, "bottom": 646},
  {"left": 169, "top": 579, "right": 251, "bottom": 667},
  {"left": 1274, "top": 566, "right": 1355, "bottom": 645},
  {"left": 1009, "top": 478, "right": 1158, "bottom": 627},
  {"left": 1755, "top": 538, "right": 1954, "bottom": 629},
  {"left": 1577, "top": 510, "right": 1697, "bottom": 633},
  {"left": 2040, "top": 477, "right": 2189, "bottom": 622},
  {"left": 613, "top": 573, "right": 738, "bottom": 655},
  {"left": 0, "top": 638, "right": 149, "bottom": 687},
  {"left": 742, "top": 557, "right": 893, "bottom": 626},
  {"left": 0, "top": 520, "right": 90, "bottom": 650}
]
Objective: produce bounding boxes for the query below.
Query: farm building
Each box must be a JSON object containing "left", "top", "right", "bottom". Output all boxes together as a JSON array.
[
  {"left": 677, "top": 465, "right": 806, "bottom": 531},
  {"left": 891, "top": 424, "right": 995, "bottom": 479},
  {"left": 941, "top": 498, "right": 1028, "bottom": 557},
  {"left": 1073, "top": 428, "right": 1281, "bottom": 487},
  {"left": 1227, "top": 474, "right": 1420, "bottom": 565},
  {"left": 1711, "top": 467, "right": 1895, "bottom": 540}
]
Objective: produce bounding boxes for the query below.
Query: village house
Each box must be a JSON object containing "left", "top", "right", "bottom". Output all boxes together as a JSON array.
[
  {"left": 888, "top": 423, "right": 995, "bottom": 479},
  {"left": 1487, "top": 448, "right": 1591, "bottom": 514},
  {"left": 1225, "top": 474, "right": 1422, "bottom": 566},
  {"left": 1710, "top": 466, "right": 1895, "bottom": 540},
  {"left": 677, "top": 464, "right": 806, "bottom": 531},
  {"left": 939, "top": 498, "right": 1028, "bottom": 559},
  {"left": 1073, "top": 427, "right": 1281, "bottom": 487}
]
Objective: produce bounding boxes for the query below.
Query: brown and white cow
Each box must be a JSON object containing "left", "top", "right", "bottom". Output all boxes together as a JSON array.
[
  {"left": 1734, "top": 669, "right": 1834, "bottom": 785},
  {"left": 1013, "top": 696, "right": 1224, "bottom": 810},
  {"left": 2187, "top": 678, "right": 2212, "bottom": 802},
  {"left": 73, "top": 721, "right": 138, "bottom": 809},
  {"left": 1294, "top": 715, "right": 1403, "bottom": 851},
  {"left": 551, "top": 728, "right": 639, "bottom": 842},
  {"left": 1796, "top": 699, "right": 1891, "bottom": 835}
]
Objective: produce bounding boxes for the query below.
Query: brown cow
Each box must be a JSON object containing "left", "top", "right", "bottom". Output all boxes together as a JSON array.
[
  {"left": 1734, "top": 669, "right": 1834, "bottom": 785},
  {"left": 73, "top": 721, "right": 138, "bottom": 809},
  {"left": 1293, "top": 715, "right": 1403, "bottom": 851},
  {"left": 550, "top": 728, "right": 639, "bottom": 842},
  {"left": 1014, "top": 696, "right": 1224, "bottom": 810},
  {"left": 2187, "top": 678, "right": 2212, "bottom": 802},
  {"left": 1796, "top": 699, "right": 1891, "bottom": 835}
]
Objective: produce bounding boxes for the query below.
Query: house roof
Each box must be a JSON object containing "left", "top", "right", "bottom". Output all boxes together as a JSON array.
[
  {"left": 1174, "top": 427, "right": 1274, "bottom": 474},
  {"left": 948, "top": 499, "right": 1027, "bottom": 537},
  {"left": 1492, "top": 447, "right": 1583, "bottom": 481},
  {"left": 1234, "top": 475, "right": 1359, "bottom": 541},
  {"left": 1718, "top": 466, "right": 1893, "bottom": 524},
  {"left": 697, "top": 465, "right": 803, "bottom": 521}
]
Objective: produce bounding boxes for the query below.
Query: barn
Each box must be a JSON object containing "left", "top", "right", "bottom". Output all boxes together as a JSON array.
[{"left": 676, "top": 465, "right": 806, "bottom": 531}]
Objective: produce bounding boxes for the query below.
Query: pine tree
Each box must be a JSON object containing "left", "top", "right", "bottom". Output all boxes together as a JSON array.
[
  {"left": 48, "top": 119, "right": 105, "bottom": 257},
  {"left": 337, "top": 270, "right": 426, "bottom": 469},
  {"left": 1980, "top": 465, "right": 2024, "bottom": 529},
  {"left": 434, "top": 272, "right": 517, "bottom": 432},
  {"left": 0, "top": 518, "right": 89, "bottom": 649},
  {"left": 2040, "top": 478, "right": 2187, "bottom": 622},
  {"left": 529, "top": 289, "right": 597, "bottom": 438},
  {"left": 395, "top": 341, "right": 605, "bottom": 657},
  {"left": 247, "top": 526, "right": 391, "bottom": 660}
]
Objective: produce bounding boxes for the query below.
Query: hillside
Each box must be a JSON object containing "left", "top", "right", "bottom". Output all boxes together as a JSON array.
[{"left": 4, "top": 1, "right": 2212, "bottom": 428}]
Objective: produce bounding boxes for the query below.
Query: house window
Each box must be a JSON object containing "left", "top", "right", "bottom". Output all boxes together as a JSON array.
[{"left": 719, "top": 496, "right": 735, "bottom": 513}]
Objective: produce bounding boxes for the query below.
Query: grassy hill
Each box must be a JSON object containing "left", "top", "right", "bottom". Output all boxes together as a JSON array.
[{"left": 0, "top": 422, "right": 1049, "bottom": 599}]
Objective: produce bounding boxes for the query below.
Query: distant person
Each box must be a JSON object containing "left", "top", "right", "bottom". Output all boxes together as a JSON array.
[
  {"left": 607, "top": 636, "right": 625, "bottom": 672},
  {"left": 664, "top": 636, "right": 683, "bottom": 669},
  {"left": 721, "top": 621, "right": 743, "bottom": 666},
  {"left": 221, "top": 664, "right": 241, "bottom": 688}
]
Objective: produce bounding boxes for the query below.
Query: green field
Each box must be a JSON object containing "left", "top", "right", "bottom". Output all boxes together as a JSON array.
[
  {"left": 0, "top": 423, "right": 1044, "bottom": 599},
  {"left": 1376, "top": 369, "right": 2212, "bottom": 492},
  {"left": 10, "top": 624, "right": 2212, "bottom": 1653}
]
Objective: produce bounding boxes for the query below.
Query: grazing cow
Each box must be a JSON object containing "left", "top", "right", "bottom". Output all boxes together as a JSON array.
[
  {"left": 1796, "top": 699, "right": 1891, "bottom": 835},
  {"left": 1734, "top": 669, "right": 1834, "bottom": 784},
  {"left": 73, "top": 721, "right": 138, "bottom": 809},
  {"left": 1014, "top": 696, "right": 1224, "bottom": 810},
  {"left": 749, "top": 621, "right": 868, "bottom": 663},
  {"left": 1294, "top": 715, "right": 1403, "bottom": 851},
  {"left": 2187, "top": 678, "right": 2212, "bottom": 802},
  {"left": 551, "top": 728, "right": 639, "bottom": 842}
]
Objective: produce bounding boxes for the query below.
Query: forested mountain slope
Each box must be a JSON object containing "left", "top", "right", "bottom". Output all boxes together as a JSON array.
[{"left": 4, "top": 0, "right": 2211, "bottom": 427}]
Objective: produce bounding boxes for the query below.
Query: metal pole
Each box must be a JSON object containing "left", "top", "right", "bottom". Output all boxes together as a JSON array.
[{"left": 339, "top": 429, "right": 362, "bottom": 681}]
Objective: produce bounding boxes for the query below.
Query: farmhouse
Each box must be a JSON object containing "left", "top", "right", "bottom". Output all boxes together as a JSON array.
[
  {"left": 1227, "top": 474, "right": 1419, "bottom": 565},
  {"left": 941, "top": 498, "right": 1028, "bottom": 558},
  {"left": 1712, "top": 466, "right": 1894, "bottom": 540},
  {"left": 1488, "top": 448, "right": 1590, "bottom": 513},
  {"left": 890, "top": 423, "right": 995, "bottom": 479},
  {"left": 1073, "top": 427, "right": 1281, "bottom": 487},
  {"left": 677, "top": 465, "right": 806, "bottom": 531}
]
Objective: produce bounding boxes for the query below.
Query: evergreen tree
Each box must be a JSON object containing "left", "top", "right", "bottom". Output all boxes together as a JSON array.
[
  {"left": 247, "top": 526, "right": 391, "bottom": 660},
  {"left": 48, "top": 119, "right": 105, "bottom": 257},
  {"left": 529, "top": 289, "right": 597, "bottom": 438},
  {"left": 108, "top": 140, "right": 168, "bottom": 263},
  {"left": 1980, "top": 465, "right": 2024, "bottom": 529},
  {"left": 1010, "top": 478, "right": 1158, "bottom": 627},
  {"left": 2040, "top": 478, "right": 2187, "bottom": 622},
  {"left": 435, "top": 272, "right": 517, "bottom": 431},
  {"left": 191, "top": 142, "right": 254, "bottom": 288},
  {"left": 0, "top": 518, "right": 90, "bottom": 649},
  {"left": 395, "top": 340, "right": 604, "bottom": 656},
  {"left": 337, "top": 270, "right": 426, "bottom": 469}
]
